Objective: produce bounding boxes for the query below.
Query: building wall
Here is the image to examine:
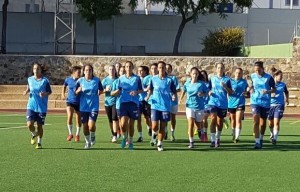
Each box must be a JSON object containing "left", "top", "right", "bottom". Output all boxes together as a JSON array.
[{"left": 0, "top": 9, "right": 299, "bottom": 54}]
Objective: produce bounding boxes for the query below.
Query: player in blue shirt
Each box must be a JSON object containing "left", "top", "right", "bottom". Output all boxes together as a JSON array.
[
  {"left": 102, "top": 65, "right": 119, "bottom": 143},
  {"left": 199, "top": 70, "right": 210, "bottom": 142},
  {"left": 136, "top": 66, "right": 152, "bottom": 142},
  {"left": 145, "top": 61, "right": 177, "bottom": 151},
  {"left": 62, "top": 66, "right": 82, "bottom": 142},
  {"left": 23, "top": 63, "right": 52, "bottom": 149},
  {"left": 146, "top": 63, "right": 158, "bottom": 107},
  {"left": 75, "top": 64, "right": 104, "bottom": 149},
  {"left": 112, "top": 61, "right": 143, "bottom": 150},
  {"left": 208, "top": 63, "right": 233, "bottom": 148},
  {"left": 166, "top": 64, "right": 181, "bottom": 141},
  {"left": 228, "top": 68, "right": 248, "bottom": 143},
  {"left": 179, "top": 67, "right": 207, "bottom": 148},
  {"left": 249, "top": 61, "right": 276, "bottom": 149},
  {"left": 268, "top": 67, "right": 289, "bottom": 145}
]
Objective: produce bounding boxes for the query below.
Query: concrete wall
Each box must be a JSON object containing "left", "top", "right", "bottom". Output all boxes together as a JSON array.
[{"left": 0, "top": 9, "right": 300, "bottom": 54}]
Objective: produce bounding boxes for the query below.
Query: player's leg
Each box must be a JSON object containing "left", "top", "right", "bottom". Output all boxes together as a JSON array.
[
  {"left": 74, "top": 108, "right": 82, "bottom": 142},
  {"left": 66, "top": 105, "right": 74, "bottom": 141}
]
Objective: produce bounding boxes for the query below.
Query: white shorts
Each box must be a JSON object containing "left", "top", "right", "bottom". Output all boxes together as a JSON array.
[
  {"left": 186, "top": 108, "right": 204, "bottom": 122},
  {"left": 170, "top": 105, "right": 178, "bottom": 115}
]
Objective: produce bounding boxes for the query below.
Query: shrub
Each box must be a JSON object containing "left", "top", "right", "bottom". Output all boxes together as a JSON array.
[{"left": 202, "top": 27, "right": 245, "bottom": 56}]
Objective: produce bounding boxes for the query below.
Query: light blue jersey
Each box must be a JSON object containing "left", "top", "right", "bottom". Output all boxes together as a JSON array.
[
  {"left": 228, "top": 78, "right": 248, "bottom": 108},
  {"left": 271, "top": 81, "right": 288, "bottom": 106},
  {"left": 250, "top": 73, "right": 275, "bottom": 108},
  {"left": 139, "top": 75, "right": 152, "bottom": 101},
  {"left": 150, "top": 75, "right": 176, "bottom": 112},
  {"left": 182, "top": 80, "right": 208, "bottom": 110},
  {"left": 102, "top": 76, "right": 118, "bottom": 106},
  {"left": 64, "top": 77, "right": 80, "bottom": 104},
  {"left": 27, "top": 76, "right": 52, "bottom": 113},
  {"left": 203, "top": 82, "right": 210, "bottom": 109},
  {"left": 115, "top": 74, "right": 142, "bottom": 105},
  {"left": 169, "top": 75, "right": 180, "bottom": 106},
  {"left": 76, "top": 77, "right": 103, "bottom": 112},
  {"left": 208, "top": 75, "right": 231, "bottom": 109},
  {"left": 111, "top": 79, "right": 121, "bottom": 109}
]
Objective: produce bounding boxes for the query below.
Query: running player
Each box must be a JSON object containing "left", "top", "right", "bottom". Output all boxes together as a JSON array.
[
  {"left": 208, "top": 63, "right": 233, "bottom": 148},
  {"left": 62, "top": 66, "right": 82, "bottom": 142},
  {"left": 75, "top": 64, "right": 104, "bottom": 149},
  {"left": 249, "top": 61, "right": 276, "bottom": 149},
  {"left": 166, "top": 63, "right": 180, "bottom": 141},
  {"left": 23, "top": 63, "right": 52, "bottom": 149},
  {"left": 112, "top": 61, "right": 143, "bottom": 150},
  {"left": 136, "top": 65, "right": 152, "bottom": 142},
  {"left": 268, "top": 67, "right": 289, "bottom": 145},
  {"left": 228, "top": 68, "right": 248, "bottom": 143},
  {"left": 102, "top": 65, "right": 119, "bottom": 143},
  {"left": 145, "top": 61, "right": 177, "bottom": 151},
  {"left": 199, "top": 70, "right": 210, "bottom": 142},
  {"left": 179, "top": 67, "right": 207, "bottom": 148}
]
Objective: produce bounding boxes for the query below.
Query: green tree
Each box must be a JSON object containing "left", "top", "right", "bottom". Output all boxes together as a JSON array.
[
  {"left": 77, "top": 0, "right": 122, "bottom": 55},
  {"left": 129, "top": 0, "right": 252, "bottom": 55},
  {"left": 1, "top": 0, "right": 9, "bottom": 54}
]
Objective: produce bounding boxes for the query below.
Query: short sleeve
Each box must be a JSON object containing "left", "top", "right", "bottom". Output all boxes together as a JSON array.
[{"left": 269, "top": 77, "right": 275, "bottom": 88}]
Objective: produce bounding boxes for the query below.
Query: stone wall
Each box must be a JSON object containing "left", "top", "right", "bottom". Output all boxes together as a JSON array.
[{"left": 0, "top": 38, "right": 300, "bottom": 87}]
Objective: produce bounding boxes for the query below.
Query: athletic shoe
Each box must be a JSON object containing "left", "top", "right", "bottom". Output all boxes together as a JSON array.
[
  {"left": 216, "top": 139, "right": 220, "bottom": 148},
  {"left": 203, "top": 133, "right": 208, "bottom": 143},
  {"left": 260, "top": 140, "right": 263, "bottom": 148},
  {"left": 271, "top": 139, "right": 277, "bottom": 145},
  {"left": 31, "top": 135, "right": 37, "bottom": 145},
  {"left": 171, "top": 135, "right": 176, "bottom": 142},
  {"left": 75, "top": 135, "right": 80, "bottom": 142},
  {"left": 164, "top": 132, "right": 168, "bottom": 140},
  {"left": 148, "top": 129, "right": 152, "bottom": 137},
  {"left": 234, "top": 138, "right": 240, "bottom": 143},
  {"left": 91, "top": 136, "right": 96, "bottom": 145},
  {"left": 35, "top": 143, "right": 42, "bottom": 149},
  {"left": 84, "top": 142, "right": 91, "bottom": 150},
  {"left": 157, "top": 145, "right": 164, "bottom": 151},
  {"left": 121, "top": 139, "right": 126, "bottom": 149},
  {"left": 66, "top": 134, "right": 73, "bottom": 141},
  {"left": 150, "top": 139, "right": 156, "bottom": 146},
  {"left": 254, "top": 142, "right": 261, "bottom": 149},
  {"left": 128, "top": 143, "right": 134, "bottom": 150},
  {"left": 136, "top": 137, "right": 143, "bottom": 142},
  {"left": 111, "top": 136, "right": 117, "bottom": 143},
  {"left": 188, "top": 142, "right": 194, "bottom": 149},
  {"left": 224, "top": 119, "right": 229, "bottom": 129},
  {"left": 210, "top": 141, "right": 215, "bottom": 148}
]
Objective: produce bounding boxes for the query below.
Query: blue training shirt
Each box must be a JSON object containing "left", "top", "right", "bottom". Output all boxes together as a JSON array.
[
  {"left": 102, "top": 76, "right": 118, "bottom": 106},
  {"left": 271, "top": 81, "right": 288, "bottom": 106},
  {"left": 115, "top": 74, "right": 142, "bottom": 105},
  {"left": 182, "top": 80, "right": 208, "bottom": 110},
  {"left": 76, "top": 76, "right": 103, "bottom": 112},
  {"left": 228, "top": 78, "right": 248, "bottom": 108},
  {"left": 208, "top": 75, "right": 232, "bottom": 109},
  {"left": 250, "top": 72, "right": 275, "bottom": 108},
  {"left": 150, "top": 75, "right": 176, "bottom": 112},
  {"left": 139, "top": 75, "right": 152, "bottom": 102},
  {"left": 27, "top": 76, "right": 52, "bottom": 113},
  {"left": 64, "top": 77, "right": 80, "bottom": 104},
  {"left": 111, "top": 79, "right": 121, "bottom": 110},
  {"left": 203, "top": 82, "right": 210, "bottom": 110},
  {"left": 169, "top": 75, "right": 180, "bottom": 106}
]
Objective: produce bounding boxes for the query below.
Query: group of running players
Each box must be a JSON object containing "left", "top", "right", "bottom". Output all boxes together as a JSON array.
[{"left": 24, "top": 60, "right": 289, "bottom": 151}]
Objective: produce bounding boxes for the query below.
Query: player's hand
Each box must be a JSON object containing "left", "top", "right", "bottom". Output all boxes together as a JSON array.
[
  {"left": 286, "top": 100, "right": 289, "bottom": 105},
  {"left": 105, "top": 85, "right": 111, "bottom": 92},
  {"left": 130, "top": 91, "right": 138, "bottom": 96},
  {"left": 76, "top": 86, "right": 82, "bottom": 93},
  {"left": 208, "top": 91, "right": 213, "bottom": 96},
  {"left": 262, "top": 89, "right": 269, "bottom": 95},
  {"left": 39, "top": 91, "right": 46, "bottom": 98},
  {"left": 171, "top": 94, "right": 176, "bottom": 101},
  {"left": 61, "top": 94, "right": 66, "bottom": 100},
  {"left": 23, "top": 90, "right": 28, "bottom": 96},
  {"left": 197, "top": 92, "right": 204, "bottom": 97}
]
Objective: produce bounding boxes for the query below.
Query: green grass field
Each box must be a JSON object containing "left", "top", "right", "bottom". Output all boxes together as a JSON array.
[{"left": 1, "top": 113, "right": 300, "bottom": 192}]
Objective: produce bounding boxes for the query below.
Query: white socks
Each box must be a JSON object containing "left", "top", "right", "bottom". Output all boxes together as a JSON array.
[
  {"left": 76, "top": 127, "right": 81, "bottom": 136},
  {"left": 273, "top": 129, "right": 279, "bottom": 140},
  {"left": 211, "top": 133, "right": 216, "bottom": 142},
  {"left": 37, "top": 137, "right": 42, "bottom": 144},
  {"left": 85, "top": 135, "right": 90, "bottom": 144},
  {"left": 138, "top": 132, "right": 142, "bottom": 138},
  {"left": 67, "top": 125, "right": 72, "bottom": 135},
  {"left": 235, "top": 128, "right": 241, "bottom": 139}
]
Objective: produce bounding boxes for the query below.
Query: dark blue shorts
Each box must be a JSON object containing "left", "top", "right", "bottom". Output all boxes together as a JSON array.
[
  {"left": 26, "top": 110, "right": 47, "bottom": 125},
  {"left": 210, "top": 106, "right": 227, "bottom": 119},
  {"left": 66, "top": 102, "right": 79, "bottom": 112},
  {"left": 117, "top": 102, "right": 139, "bottom": 120},
  {"left": 139, "top": 101, "right": 151, "bottom": 117},
  {"left": 251, "top": 104, "right": 270, "bottom": 119},
  {"left": 80, "top": 111, "right": 99, "bottom": 123},
  {"left": 151, "top": 109, "right": 170, "bottom": 122},
  {"left": 268, "top": 105, "right": 284, "bottom": 120}
]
